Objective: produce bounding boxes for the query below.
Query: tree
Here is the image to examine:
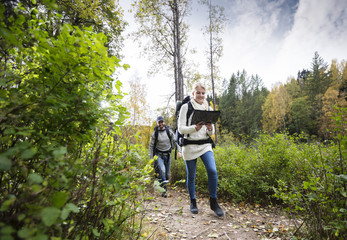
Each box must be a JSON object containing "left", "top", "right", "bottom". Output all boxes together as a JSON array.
[
  {"left": 220, "top": 74, "right": 238, "bottom": 133},
  {"left": 200, "top": 0, "right": 226, "bottom": 143},
  {"left": 288, "top": 97, "right": 312, "bottom": 134},
  {"left": 248, "top": 75, "right": 268, "bottom": 135},
  {"left": 297, "top": 69, "right": 310, "bottom": 92},
  {"left": 303, "top": 52, "right": 332, "bottom": 135},
  {"left": 127, "top": 75, "right": 150, "bottom": 125},
  {"left": 262, "top": 91, "right": 277, "bottom": 133},
  {"left": 133, "top": 0, "right": 190, "bottom": 102},
  {"left": 2, "top": 0, "right": 125, "bottom": 55},
  {"left": 262, "top": 84, "right": 291, "bottom": 133},
  {"left": 305, "top": 52, "right": 332, "bottom": 101},
  {"left": 0, "top": 3, "right": 146, "bottom": 238},
  {"left": 220, "top": 70, "right": 267, "bottom": 139},
  {"left": 55, "top": 0, "right": 125, "bottom": 54},
  {"left": 320, "top": 87, "right": 340, "bottom": 138},
  {"left": 320, "top": 60, "right": 347, "bottom": 138},
  {"left": 200, "top": 0, "right": 226, "bottom": 105},
  {"left": 286, "top": 77, "right": 303, "bottom": 100}
]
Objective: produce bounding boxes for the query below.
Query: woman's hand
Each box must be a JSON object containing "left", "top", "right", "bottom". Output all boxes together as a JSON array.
[
  {"left": 205, "top": 122, "right": 213, "bottom": 131},
  {"left": 195, "top": 121, "right": 204, "bottom": 131},
  {"left": 177, "top": 152, "right": 182, "bottom": 158}
]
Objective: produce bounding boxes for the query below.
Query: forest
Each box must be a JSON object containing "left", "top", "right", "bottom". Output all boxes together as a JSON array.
[{"left": 0, "top": 0, "right": 346, "bottom": 240}]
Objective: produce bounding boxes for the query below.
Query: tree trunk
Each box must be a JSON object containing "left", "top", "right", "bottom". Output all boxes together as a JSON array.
[
  {"left": 209, "top": 0, "right": 218, "bottom": 143},
  {"left": 173, "top": 11, "right": 178, "bottom": 102},
  {"left": 174, "top": 0, "right": 184, "bottom": 101}
]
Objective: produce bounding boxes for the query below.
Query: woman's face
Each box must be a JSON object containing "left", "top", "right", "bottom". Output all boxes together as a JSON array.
[{"left": 193, "top": 86, "right": 205, "bottom": 104}]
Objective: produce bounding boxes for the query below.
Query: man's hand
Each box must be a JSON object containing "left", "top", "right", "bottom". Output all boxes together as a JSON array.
[
  {"left": 177, "top": 152, "right": 182, "bottom": 159},
  {"left": 205, "top": 122, "right": 213, "bottom": 131}
]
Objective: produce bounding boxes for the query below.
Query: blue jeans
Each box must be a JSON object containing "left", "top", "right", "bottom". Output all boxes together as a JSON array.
[
  {"left": 156, "top": 152, "right": 171, "bottom": 185},
  {"left": 185, "top": 151, "right": 218, "bottom": 199}
]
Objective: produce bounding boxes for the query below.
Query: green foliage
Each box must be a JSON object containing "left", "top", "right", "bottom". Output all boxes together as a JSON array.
[
  {"left": 305, "top": 52, "right": 331, "bottom": 104},
  {"left": 171, "top": 129, "right": 346, "bottom": 239},
  {"left": 288, "top": 97, "right": 312, "bottom": 134},
  {"left": 215, "top": 133, "right": 304, "bottom": 203},
  {"left": 258, "top": 52, "right": 346, "bottom": 139},
  {"left": 0, "top": 4, "right": 152, "bottom": 240},
  {"left": 274, "top": 107, "right": 346, "bottom": 239},
  {"left": 170, "top": 157, "right": 186, "bottom": 188},
  {"left": 172, "top": 133, "right": 311, "bottom": 203},
  {"left": 4, "top": 0, "right": 125, "bottom": 55},
  {"left": 220, "top": 70, "right": 268, "bottom": 139}
]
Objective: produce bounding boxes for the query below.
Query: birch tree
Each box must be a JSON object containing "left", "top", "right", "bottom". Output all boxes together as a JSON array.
[
  {"left": 200, "top": 0, "right": 226, "bottom": 107},
  {"left": 200, "top": 0, "right": 226, "bottom": 143},
  {"left": 133, "top": 0, "right": 191, "bottom": 102},
  {"left": 262, "top": 84, "right": 291, "bottom": 133},
  {"left": 320, "top": 60, "right": 347, "bottom": 138},
  {"left": 128, "top": 76, "right": 150, "bottom": 125}
]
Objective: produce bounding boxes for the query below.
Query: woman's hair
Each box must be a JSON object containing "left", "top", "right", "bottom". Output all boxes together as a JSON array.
[
  {"left": 192, "top": 82, "right": 206, "bottom": 92},
  {"left": 192, "top": 82, "right": 209, "bottom": 110}
]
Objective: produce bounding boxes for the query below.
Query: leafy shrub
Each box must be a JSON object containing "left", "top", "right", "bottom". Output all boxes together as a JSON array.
[
  {"left": 170, "top": 155, "right": 187, "bottom": 187},
  {"left": 274, "top": 107, "right": 346, "bottom": 239},
  {"left": 0, "top": 5, "right": 151, "bottom": 239},
  {"left": 172, "top": 134, "right": 302, "bottom": 203},
  {"left": 171, "top": 128, "right": 346, "bottom": 239}
]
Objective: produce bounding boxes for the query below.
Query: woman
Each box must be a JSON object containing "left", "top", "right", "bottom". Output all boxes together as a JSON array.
[{"left": 178, "top": 82, "right": 224, "bottom": 217}]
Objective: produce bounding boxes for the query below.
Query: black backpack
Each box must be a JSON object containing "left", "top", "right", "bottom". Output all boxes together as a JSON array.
[
  {"left": 175, "top": 96, "right": 194, "bottom": 147},
  {"left": 152, "top": 125, "right": 173, "bottom": 157},
  {"left": 152, "top": 125, "right": 173, "bottom": 175}
]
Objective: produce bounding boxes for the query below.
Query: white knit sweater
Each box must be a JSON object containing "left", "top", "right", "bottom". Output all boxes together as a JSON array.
[{"left": 178, "top": 99, "right": 214, "bottom": 161}]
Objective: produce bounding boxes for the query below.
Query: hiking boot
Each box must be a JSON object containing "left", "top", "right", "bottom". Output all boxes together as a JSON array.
[
  {"left": 190, "top": 199, "right": 198, "bottom": 214},
  {"left": 161, "top": 185, "right": 168, "bottom": 198},
  {"left": 162, "top": 180, "right": 169, "bottom": 184},
  {"left": 210, "top": 197, "right": 224, "bottom": 217}
]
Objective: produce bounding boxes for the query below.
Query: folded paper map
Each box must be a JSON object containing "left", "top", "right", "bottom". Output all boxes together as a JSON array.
[{"left": 191, "top": 110, "right": 221, "bottom": 125}]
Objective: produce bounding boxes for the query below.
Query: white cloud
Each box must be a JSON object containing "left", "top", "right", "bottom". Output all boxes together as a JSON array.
[
  {"left": 218, "top": 0, "right": 287, "bottom": 87},
  {"left": 117, "top": 0, "right": 347, "bottom": 113},
  {"left": 272, "top": 0, "right": 347, "bottom": 88}
]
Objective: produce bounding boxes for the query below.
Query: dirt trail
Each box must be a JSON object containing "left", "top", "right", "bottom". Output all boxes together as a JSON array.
[{"left": 143, "top": 187, "right": 296, "bottom": 240}]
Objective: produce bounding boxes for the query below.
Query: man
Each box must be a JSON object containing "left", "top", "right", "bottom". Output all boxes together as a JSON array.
[{"left": 149, "top": 116, "right": 178, "bottom": 197}]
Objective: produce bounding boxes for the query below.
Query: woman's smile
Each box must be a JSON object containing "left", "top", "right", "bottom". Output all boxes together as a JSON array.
[{"left": 194, "top": 86, "right": 205, "bottom": 104}]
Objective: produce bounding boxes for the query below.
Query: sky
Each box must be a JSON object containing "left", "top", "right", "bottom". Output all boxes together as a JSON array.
[{"left": 117, "top": 0, "right": 347, "bottom": 117}]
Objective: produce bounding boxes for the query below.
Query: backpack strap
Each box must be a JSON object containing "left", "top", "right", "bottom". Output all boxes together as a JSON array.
[
  {"left": 182, "top": 138, "right": 215, "bottom": 148},
  {"left": 153, "top": 126, "right": 173, "bottom": 156},
  {"left": 153, "top": 126, "right": 159, "bottom": 157},
  {"left": 186, "top": 101, "right": 194, "bottom": 126},
  {"left": 182, "top": 101, "right": 215, "bottom": 148},
  {"left": 184, "top": 101, "right": 194, "bottom": 138},
  {"left": 165, "top": 127, "right": 173, "bottom": 150}
]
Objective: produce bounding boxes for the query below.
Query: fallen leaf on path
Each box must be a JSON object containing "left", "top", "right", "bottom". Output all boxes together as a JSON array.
[{"left": 207, "top": 233, "right": 219, "bottom": 238}]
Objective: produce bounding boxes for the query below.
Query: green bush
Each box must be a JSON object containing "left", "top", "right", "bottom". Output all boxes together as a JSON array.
[
  {"left": 0, "top": 5, "right": 151, "bottom": 239},
  {"left": 274, "top": 107, "right": 346, "bottom": 239},
  {"left": 170, "top": 155, "right": 186, "bottom": 187},
  {"left": 171, "top": 128, "right": 346, "bottom": 239}
]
